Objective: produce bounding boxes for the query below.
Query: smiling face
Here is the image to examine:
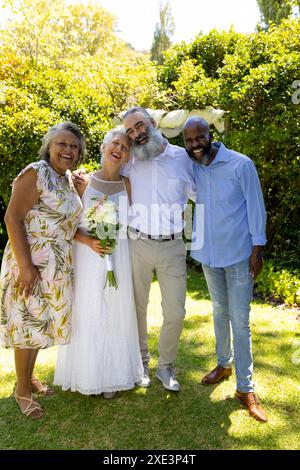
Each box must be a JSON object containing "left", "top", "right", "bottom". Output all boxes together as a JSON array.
[
  {"left": 102, "top": 134, "right": 130, "bottom": 168},
  {"left": 124, "top": 111, "right": 155, "bottom": 145},
  {"left": 123, "top": 111, "right": 163, "bottom": 161},
  {"left": 48, "top": 130, "right": 80, "bottom": 175},
  {"left": 183, "top": 121, "right": 213, "bottom": 162}
]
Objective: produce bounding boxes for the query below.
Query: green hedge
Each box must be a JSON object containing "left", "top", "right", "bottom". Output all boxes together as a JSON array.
[
  {"left": 0, "top": 57, "right": 113, "bottom": 207},
  {"left": 1, "top": 18, "right": 299, "bottom": 305},
  {"left": 157, "top": 20, "right": 300, "bottom": 268},
  {"left": 255, "top": 260, "right": 300, "bottom": 306},
  {"left": 187, "top": 256, "right": 300, "bottom": 307}
]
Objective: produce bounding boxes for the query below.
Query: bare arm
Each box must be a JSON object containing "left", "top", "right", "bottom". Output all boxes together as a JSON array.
[
  {"left": 72, "top": 170, "right": 90, "bottom": 197},
  {"left": 4, "top": 169, "right": 41, "bottom": 298},
  {"left": 74, "top": 228, "right": 110, "bottom": 256}
]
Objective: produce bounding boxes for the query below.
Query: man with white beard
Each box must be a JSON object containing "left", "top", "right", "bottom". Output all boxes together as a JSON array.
[{"left": 122, "top": 107, "right": 195, "bottom": 391}]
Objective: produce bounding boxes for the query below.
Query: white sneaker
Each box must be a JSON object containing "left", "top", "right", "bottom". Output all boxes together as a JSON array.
[
  {"left": 136, "top": 364, "right": 151, "bottom": 388},
  {"left": 156, "top": 367, "right": 180, "bottom": 392}
]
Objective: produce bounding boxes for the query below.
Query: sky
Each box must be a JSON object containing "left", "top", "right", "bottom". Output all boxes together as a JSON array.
[
  {"left": 95, "top": 0, "right": 261, "bottom": 50},
  {"left": 0, "top": 0, "right": 262, "bottom": 51}
]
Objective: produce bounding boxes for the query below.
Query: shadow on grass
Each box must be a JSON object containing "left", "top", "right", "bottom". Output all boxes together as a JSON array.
[
  {"left": 0, "top": 315, "right": 238, "bottom": 450},
  {"left": 0, "top": 277, "right": 299, "bottom": 449},
  {"left": 0, "top": 371, "right": 238, "bottom": 450},
  {"left": 252, "top": 332, "right": 300, "bottom": 382},
  {"left": 186, "top": 269, "right": 210, "bottom": 300}
]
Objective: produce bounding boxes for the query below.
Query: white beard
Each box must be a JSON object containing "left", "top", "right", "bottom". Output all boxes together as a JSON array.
[{"left": 132, "top": 128, "right": 164, "bottom": 161}]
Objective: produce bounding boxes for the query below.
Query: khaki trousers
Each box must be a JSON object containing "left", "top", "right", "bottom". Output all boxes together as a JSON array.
[{"left": 130, "top": 237, "right": 186, "bottom": 368}]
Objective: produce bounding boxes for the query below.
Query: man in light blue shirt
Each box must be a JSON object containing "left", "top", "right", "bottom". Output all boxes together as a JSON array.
[{"left": 183, "top": 117, "right": 268, "bottom": 423}]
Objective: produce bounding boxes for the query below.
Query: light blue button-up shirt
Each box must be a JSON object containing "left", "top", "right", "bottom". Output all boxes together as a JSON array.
[{"left": 191, "top": 142, "right": 267, "bottom": 268}]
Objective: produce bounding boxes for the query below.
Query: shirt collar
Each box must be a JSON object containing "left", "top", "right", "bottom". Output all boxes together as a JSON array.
[
  {"left": 156, "top": 139, "right": 174, "bottom": 159},
  {"left": 211, "top": 142, "right": 230, "bottom": 164}
]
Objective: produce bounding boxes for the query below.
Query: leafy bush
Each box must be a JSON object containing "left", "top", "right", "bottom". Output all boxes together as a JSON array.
[
  {"left": 157, "top": 19, "right": 300, "bottom": 268},
  {"left": 0, "top": 0, "right": 158, "bottom": 207},
  {"left": 80, "top": 161, "right": 101, "bottom": 173},
  {"left": 255, "top": 260, "right": 300, "bottom": 306},
  {"left": 0, "top": 1, "right": 158, "bottom": 255}
]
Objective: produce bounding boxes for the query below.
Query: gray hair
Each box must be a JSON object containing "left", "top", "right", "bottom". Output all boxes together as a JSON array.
[
  {"left": 102, "top": 126, "right": 129, "bottom": 147},
  {"left": 39, "top": 121, "right": 86, "bottom": 165},
  {"left": 122, "top": 106, "right": 153, "bottom": 123},
  {"left": 100, "top": 126, "right": 132, "bottom": 164}
]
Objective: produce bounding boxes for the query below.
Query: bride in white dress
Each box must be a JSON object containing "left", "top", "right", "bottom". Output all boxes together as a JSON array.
[{"left": 54, "top": 128, "right": 143, "bottom": 398}]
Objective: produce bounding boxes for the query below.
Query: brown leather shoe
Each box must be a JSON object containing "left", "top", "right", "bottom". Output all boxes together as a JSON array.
[
  {"left": 201, "top": 366, "right": 232, "bottom": 385},
  {"left": 235, "top": 390, "right": 268, "bottom": 422}
]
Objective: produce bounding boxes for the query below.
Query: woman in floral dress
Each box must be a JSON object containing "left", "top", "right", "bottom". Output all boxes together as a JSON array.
[{"left": 0, "top": 121, "right": 84, "bottom": 419}]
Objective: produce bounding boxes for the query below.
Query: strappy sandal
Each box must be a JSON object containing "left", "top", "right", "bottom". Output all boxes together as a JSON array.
[
  {"left": 14, "top": 392, "right": 44, "bottom": 419},
  {"left": 30, "top": 377, "right": 55, "bottom": 396}
]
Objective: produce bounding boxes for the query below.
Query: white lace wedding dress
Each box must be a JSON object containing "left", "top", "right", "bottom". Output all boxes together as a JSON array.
[{"left": 54, "top": 175, "right": 143, "bottom": 394}]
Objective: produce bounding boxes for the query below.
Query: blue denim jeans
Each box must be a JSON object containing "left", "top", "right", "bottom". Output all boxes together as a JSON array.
[{"left": 202, "top": 258, "right": 254, "bottom": 392}]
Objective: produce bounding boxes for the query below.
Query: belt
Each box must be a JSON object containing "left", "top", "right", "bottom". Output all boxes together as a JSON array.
[{"left": 129, "top": 228, "right": 181, "bottom": 241}]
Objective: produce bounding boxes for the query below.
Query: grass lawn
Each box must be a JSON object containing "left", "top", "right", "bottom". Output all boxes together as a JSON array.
[{"left": 0, "top": 269, "right": 299, "bottom": 450}]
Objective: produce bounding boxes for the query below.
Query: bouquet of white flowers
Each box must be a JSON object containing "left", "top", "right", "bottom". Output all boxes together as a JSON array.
[{"left": 84, "top": 195, "right": 120, "bottom": 289}]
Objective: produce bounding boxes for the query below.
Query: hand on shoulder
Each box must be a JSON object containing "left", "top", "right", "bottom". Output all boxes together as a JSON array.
[{"left": 72, "top": 168, "right": 90, "bottom": 196}]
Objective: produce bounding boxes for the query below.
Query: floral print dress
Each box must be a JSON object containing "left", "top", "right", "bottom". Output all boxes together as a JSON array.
[{"left": 0, "top": 160, "right": 83, "bottom": 349}]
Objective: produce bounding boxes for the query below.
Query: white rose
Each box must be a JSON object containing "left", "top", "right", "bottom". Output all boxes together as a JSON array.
[{"left": 102, "top": 211, "right": 117, "bottom": 225}]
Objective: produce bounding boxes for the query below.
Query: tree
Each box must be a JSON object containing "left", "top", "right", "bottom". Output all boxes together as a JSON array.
[
  {"left": 150, "top": 1, "right": 175, "bottom": 65},
  {"left": 0, "top": 0, "right": 117, "bottom": 66},
  {"left": 256, "top": 0, "right": 300, "bottom": 28},
  {"left": 0, "top": 1, "right": 160, "bottom": 209}
]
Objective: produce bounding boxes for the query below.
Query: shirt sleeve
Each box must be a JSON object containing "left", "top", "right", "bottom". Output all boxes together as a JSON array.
[
  {"left": 237, "top": 159, "right": 267, "bottom": 246},
  {"left": 120, "top": 158, "right": 133, "bottom": 177},
  {"left": 185, "top": 181, "right": 196, "bottom": 202},
  {"left": 183, "top": 154, "right": 197, "bottom": 202}
]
